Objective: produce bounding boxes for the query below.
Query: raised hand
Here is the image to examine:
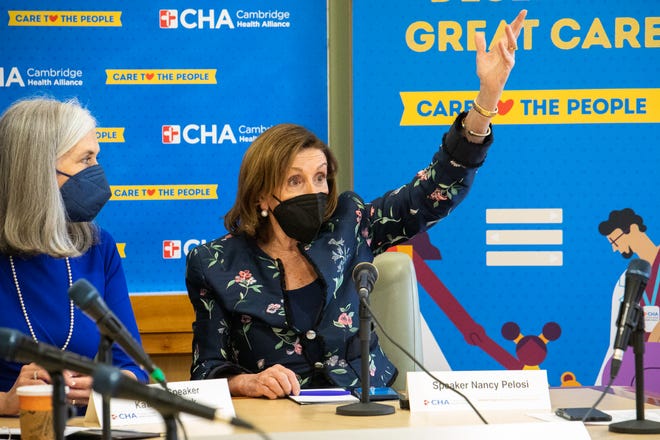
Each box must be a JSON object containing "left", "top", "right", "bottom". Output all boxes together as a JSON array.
[
  {"left": 475, "top": 9, "right": 527, "bottom": 101},
  {"left": 463, "top": 9, "right": 527, "bottom": 143}
]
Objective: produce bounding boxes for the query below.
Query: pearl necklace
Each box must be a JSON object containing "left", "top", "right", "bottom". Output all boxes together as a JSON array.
[{"left": 9, "top": 255, "right": 75, "bottom": 351}]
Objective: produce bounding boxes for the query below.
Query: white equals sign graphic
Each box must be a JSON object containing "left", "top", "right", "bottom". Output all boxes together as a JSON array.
[{"left": 486, "top": 208, "right": 563, "bottom": 267}]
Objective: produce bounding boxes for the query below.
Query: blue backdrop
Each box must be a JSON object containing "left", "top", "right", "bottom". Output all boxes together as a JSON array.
[
  {"left": 0, "top": 1, "right": 328, "bottom": 292},
  {"left": 353, "top": 0, "right": 659, "bottom": 386},
  {"left": 2, "top": 0, "right": 659, "bottom": 389}
]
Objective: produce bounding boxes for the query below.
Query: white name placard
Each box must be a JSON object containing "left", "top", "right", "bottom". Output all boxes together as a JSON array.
[
  {"left": 85, "top": 378, "right": 235, "bottom": 427},
  {"left": 407, "top": 370, "right": 551, "bottom": 412}
]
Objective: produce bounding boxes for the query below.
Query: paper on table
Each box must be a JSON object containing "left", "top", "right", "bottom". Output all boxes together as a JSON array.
[{"left": 287, "top": 388, "right": 359, "bottom": 405}]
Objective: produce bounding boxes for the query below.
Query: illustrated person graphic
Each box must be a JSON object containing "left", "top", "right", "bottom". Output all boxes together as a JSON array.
[{"left": 596, "top": 208, "right": 660, "bottom": 391}]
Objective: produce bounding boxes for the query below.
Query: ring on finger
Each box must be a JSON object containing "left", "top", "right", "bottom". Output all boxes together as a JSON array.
[
  {"left": 33, "top": 370, "right": 38, "bottom": 380},
  {"left": 508, "top": 44, "right": 518, "bottom": 51}
]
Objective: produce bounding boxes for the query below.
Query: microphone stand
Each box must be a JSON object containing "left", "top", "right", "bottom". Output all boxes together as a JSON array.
[
  {"left": 97, "top": 335, "right": 113, "bottom": 440},
  {"left": 163, "top": 415, "right": 179, "bottom": 440},
  {"left": 609, "top": 312, "right": 660, "bottom": 434},
  {"left": 51, "top": 371, "right": 67, "bottom": 440},
  {"left": 336, "top": 295, "right": 394, "bottom": 416}
]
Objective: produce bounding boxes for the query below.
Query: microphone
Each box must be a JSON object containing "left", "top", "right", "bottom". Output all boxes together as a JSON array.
[
  {"left": 92, "top": 364, "right": 253, "bottom": 428},
  {"left": 611, "top": 258, "right": 652, "bottom": 379},
  {"left": 68, "top": 279, "right": 166, "bottom": 385},
  {"left": 0, "top": 327, "right": 97, "bottom": 375},
  {"left": 352, "top": 262, "right": 379, "bottom": 298}
]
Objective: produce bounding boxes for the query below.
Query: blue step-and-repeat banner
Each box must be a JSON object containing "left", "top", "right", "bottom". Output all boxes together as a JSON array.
[
  {"left": 354, "top": 0, "right": 659, "bottom": 387},
  {"left": 0, "top": 1, "right": 328, "bottom": 291},
  {"left": 2, "top": 1, "right": 659, "bottom": 388}
]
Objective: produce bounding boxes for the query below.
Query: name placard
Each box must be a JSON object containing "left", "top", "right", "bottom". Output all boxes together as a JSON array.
[
  {"left": 407, "top": 370, "right": 550, "bottom": 412},
  {"left": 85, "top": 378, "right": 235, "bottom": 427}
]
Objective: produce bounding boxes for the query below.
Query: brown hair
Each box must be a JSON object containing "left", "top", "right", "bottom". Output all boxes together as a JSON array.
[{"left": 224, "top": 123, "right": 338, "bottom": 240}]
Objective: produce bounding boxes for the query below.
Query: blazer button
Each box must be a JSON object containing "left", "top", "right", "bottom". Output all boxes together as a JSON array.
[{"left": 306, "top": 330, "right": 317, "bottom": 340}]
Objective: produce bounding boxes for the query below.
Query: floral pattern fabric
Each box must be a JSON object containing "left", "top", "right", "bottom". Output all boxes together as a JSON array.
[{"left": 185, "top": 112, "right": 492, "bottom": 388}]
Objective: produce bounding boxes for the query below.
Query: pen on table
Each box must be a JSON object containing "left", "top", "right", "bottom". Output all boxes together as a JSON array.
[{"left": 297, "top": 389, "right": 351, "bottom": 396}]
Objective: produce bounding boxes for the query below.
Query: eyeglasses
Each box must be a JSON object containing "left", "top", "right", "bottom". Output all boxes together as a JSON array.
[{"left": 608, "top": 231, "right": 626, "bottom": 248}]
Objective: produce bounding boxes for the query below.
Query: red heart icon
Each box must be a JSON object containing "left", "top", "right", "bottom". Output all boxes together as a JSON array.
[
  {"left": 147, "top": 189, "right": 156, "bottom": 196},
  {"left": 497, "top": 99, "right": 514, "bottom": 115},
  {"left": 49, "top": 15, "right": 58, "bottom": 22},
  {"left": 146, "top": 73, "right": 155, "bottom": 80}
]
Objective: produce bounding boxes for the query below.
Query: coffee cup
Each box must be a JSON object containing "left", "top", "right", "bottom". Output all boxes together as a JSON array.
[{"left": 17, "top": 384, "right": 55, "bottom": 440}]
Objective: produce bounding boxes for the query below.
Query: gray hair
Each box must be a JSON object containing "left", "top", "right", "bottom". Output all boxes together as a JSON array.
[{"left": 0, "top": 97, "right": 99, "bottom": 256}]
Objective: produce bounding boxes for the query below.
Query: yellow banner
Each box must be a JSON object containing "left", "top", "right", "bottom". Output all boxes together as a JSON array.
[
  {"left": 96, "top": 128, "right": 125, "bottom": 143},
  {"left": 111, "top": 185, "right": 218, "bottom": 201},
  {"left": 400, "top": 88, "right": 660, "bottom": 126},
  {"left": 106, "top": 69, "right": 218, "bottom": 85},
  {"left": 8, "top": 11, "right": 121, "bottom": 27},
  {"left": 116, "top": 243, "right": 126, "bottom": 258}
]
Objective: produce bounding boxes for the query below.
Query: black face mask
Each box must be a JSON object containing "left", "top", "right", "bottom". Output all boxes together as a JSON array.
[{"left": 271, "top": 193, "right": 328, "bottom": 244}]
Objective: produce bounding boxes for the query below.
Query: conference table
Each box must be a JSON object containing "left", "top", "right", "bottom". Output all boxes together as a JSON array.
[
  {"left": 226, "top": 387, "right": 660, "bottom": 439},
  {"left": 1, "top": 386, "right": 658, "bottom": 439}
]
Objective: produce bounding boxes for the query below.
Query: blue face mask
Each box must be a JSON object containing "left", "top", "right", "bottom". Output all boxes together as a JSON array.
[{"left": 56, "top": 165, "right": 111, "bottom": 222}]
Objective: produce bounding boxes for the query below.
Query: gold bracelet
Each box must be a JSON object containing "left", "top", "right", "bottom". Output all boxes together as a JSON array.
[
  {"left": 461, "top": 117, "right": 491, "bottom": 137},
  {"left": 471, "top": 100, "right": 498, "bottom": 118}
]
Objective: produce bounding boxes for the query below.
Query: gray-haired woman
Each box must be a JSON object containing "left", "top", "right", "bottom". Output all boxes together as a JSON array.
[{"left": 0, "top": 97, "right": 147, "bottom": 415}]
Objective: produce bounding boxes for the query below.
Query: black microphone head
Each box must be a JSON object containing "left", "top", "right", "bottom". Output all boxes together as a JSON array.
[
  {"left": 0, "top": 327, "right": 23, "bottom": 361},
  {"left": 68, "top": 278, "right": 99, "bottom": 309},
  {"left": 352, "top": 261, "right": 379, "bottom": 284},
  {"left": 92, "top": 363, "right": 124, "bottom": 396},
  {"left": 623, "top": 258, "right": 652, "bottom": 304},
  {"left": 626, "top": 258, "right": 652, "bottom": 279}
]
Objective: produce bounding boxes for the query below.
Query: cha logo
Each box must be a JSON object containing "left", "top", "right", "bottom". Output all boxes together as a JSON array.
[
  {"left": 162, "top": 125, "right": 180, "bottom": 144},
  {"left": 111, "top": 412, "right": 138, "bottom": 420},
  {"left": 645, "top": 309, "right": 660, "bottom": 319},
  {"left": 423, "top": 399, "right": 450, "bottom": 406},
  {"left": 162, "top": 124, "right": 236, "bottom": 144},
  {"left": 0, "top": 67, "right": 25, "bottom": 87},
  {"left": 159, "top": 9, "right": 234, "bottom": 29},
  {"left": 163, "top": 239, "right": 207, "bottom": 259}
]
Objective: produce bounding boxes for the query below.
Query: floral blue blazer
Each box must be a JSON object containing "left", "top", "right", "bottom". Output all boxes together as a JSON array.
[{"left": 186, "top": 112, "right": 492, "bottom": 388}]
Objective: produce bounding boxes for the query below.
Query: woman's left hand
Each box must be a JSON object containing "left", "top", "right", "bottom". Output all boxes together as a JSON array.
[
  {"left": 63, "top": 370, "right": 92, "bottom": 407},
  {"left": 62, "top": 368, "right": 137, "bottom": 407}
]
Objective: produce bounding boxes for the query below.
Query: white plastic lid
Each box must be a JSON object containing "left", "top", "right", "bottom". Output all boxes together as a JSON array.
[{"left": 16, "top": 385, "right": 55, "bottom": 396}]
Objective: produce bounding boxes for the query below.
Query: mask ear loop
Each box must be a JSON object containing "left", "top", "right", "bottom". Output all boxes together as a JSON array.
[
  {"left": 56, "top": 169, "right": 73, "bottom": 178},
  {"left": 260, "top": 195, "right": 281, "bottom": 218},
  {"left": 272, "top": 194, "right": 283, "bottom": 203}
]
